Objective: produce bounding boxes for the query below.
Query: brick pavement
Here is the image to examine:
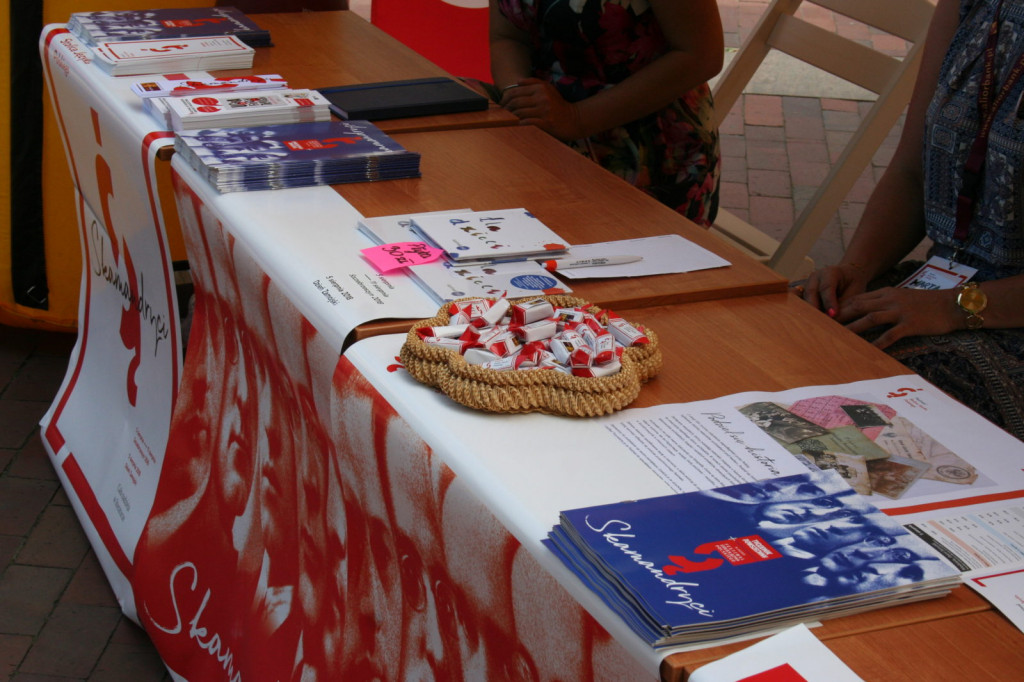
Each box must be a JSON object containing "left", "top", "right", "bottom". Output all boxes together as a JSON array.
[
  {"left": 716, "top": 0, "right": 917, "bottom": 269},
  {"left": 2, "top": 1, "right": 919, "bottom": 679},
  {"left": 0, "top": 326, "right": 170, "bottom": 681}
]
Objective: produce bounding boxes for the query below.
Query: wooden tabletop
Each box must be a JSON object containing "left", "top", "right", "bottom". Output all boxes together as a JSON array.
[
  {"left": 672, "top": 594, "right": 1024, "bottom": 681},
  {"left": 593, "top": 295, "right": 1024, "bottom": 681},
  {"left": 215, "top": 10, "right": 517, "bottom": 133},
  {"left": 338, "top": 125, "right": 786, "bottom": 338},
  {"left": 621, "top": 293, "right": 906, "bottom": 408}
]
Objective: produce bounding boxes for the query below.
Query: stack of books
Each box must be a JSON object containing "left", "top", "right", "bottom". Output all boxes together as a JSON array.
[
  {"left": 408, "top": 208, "right": 570, "bottom": 264},
  {"left": 174, "top": 120, "right": 421, "bottom": 193},
  {"left": 90, "top": 34, "right": 255, "bottom": 76},
  {"left": 158, "top": 89, "right": 332, "bottom": 132},
  {"left": 546, "top": 469, "right": 960, "bottom": 648},
  {"left": 358, "top": 211, "right": 572, "bottom": 304},
  {"left": 67, "top": 6, "right": 271, "bottom": 47}
]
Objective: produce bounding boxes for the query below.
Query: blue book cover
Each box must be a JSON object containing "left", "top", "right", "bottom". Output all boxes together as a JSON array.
[
  {"left": 549, "top": 469, "right": 959, "bottom": 647},
  {"left": 174, "top": 120, "right": 420, "bottom": 192},
  {"left": 68, "top": 6, "right": 271, "bottom": 47}
]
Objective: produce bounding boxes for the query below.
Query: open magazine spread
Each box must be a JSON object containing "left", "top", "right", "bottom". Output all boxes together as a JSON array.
[
  {"left": 547, "top": 469, "right": 960, "bottom": 647},
  {"left": 552, "top": 375, "right": 1024, "bottom": 645}
]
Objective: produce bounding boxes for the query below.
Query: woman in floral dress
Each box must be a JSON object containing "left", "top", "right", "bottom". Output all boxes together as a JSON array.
[{"left": 490, "top": 0, "right": 723, "bottom": 226}]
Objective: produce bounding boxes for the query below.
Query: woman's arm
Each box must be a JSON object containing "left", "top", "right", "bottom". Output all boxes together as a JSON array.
[
  {"left": 489, "top": 0, "right": 724, "bottom": 141},
  {"left": 841, "top": 274, "right": 1024, "bottom": 349},
  {"left": 803, "top": 0, "right": 1024, "bottom": 348},
  {"left": 489, "top": 0, "right": 534, "bottom": 91},
  {"left": 802, "top": 0, "right": 962, "bottom": 312}
]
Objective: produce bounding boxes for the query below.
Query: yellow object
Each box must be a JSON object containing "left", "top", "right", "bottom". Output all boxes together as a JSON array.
[
  {"left": 0, "top": 0, "right": 209, "bottom": 331},
  {"left": 957, "top": 282, "right": 988, "bottom": 330}
]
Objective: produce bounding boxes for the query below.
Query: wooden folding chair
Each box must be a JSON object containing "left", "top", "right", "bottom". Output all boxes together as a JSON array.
[{"left": 709, "top": 0, "right": 936, "bottom": 279}]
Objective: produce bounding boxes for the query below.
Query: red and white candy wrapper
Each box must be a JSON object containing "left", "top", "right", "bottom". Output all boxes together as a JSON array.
[
  {"left": 553, "top": 307, "right": 586, "bottom": 331},
  {"left": 448, "top": 298, "right": 492, "bottom": 325},
  {"left": 511, "top": 298, "right": 555, "bottom": 326},
  {"left": 480, "top": 355, "right": 518, "bottom": 372},
  {"left": 514, "top": 341, "right": 548, "bottom": 368},
  {"left": 473, "top": 327, "right": 521, "bottom": 357},
  {"left": 582, "top": 313, "right": 605, "bottom": 333},
  {"left": 511, "top": 318, "right": 558, "bottom": 343},
  {"left": 605, "top": 312, "right": 650, "bottom": 346},
  {"left": 579, "top": 327, "right": 616, "bottom": 364},
  {"left": 421, "top": 336, "right": 473, "bottom": 353},
  {"left": 472, "top": 297, "right": 511, "bottom": 328},
  {"left": 550, "top": 329, "right": 594, "bottom": 368},
  {"left": 464, "top": 347, "right": 500, "bottom": 365},
  {"left": 417, "top": 323, "right": 470, "bottom": 340},
  {"left": 572, "top": 358, "right": 622, "bottom": 378}
]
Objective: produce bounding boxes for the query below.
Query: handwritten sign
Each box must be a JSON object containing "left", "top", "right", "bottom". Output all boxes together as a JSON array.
[{"left": 361, "top": 241, "right": 444, "bottom": 272}]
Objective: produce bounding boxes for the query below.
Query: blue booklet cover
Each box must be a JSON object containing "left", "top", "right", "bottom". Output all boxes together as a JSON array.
[
  {"left": 174, "top": 120, "right": 420, "bottom": 192},
  {"left": 68, "top": 6, "right": 271, "bottom": 47},
  {"left": 548, "top": 469, "right": 959, "bottom": 647}
]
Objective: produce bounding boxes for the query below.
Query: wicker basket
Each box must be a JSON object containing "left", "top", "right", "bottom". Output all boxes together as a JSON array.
[{"left": 399, "top": 295, "right": 661, "bottom": 417}]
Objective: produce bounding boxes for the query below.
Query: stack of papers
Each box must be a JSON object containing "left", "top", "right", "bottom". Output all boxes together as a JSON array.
[
  {"left": 91, "top": 35, "right": 255, "bottom": 76},
  {"left": 358, "top": 211, "right": 573, "bottom": 304},
  {"left": 68, "top": 6, "right": 271, "bottom": 47},
  {"left": 159, "top": 89, "right": 331, "bottom": 131},
  {"left": 409, "top": 208, "right": 569, "bottom": 264},
  {"left": 130, "top": 73, "right": 288, "bottom": 98},
  {"left": 174, "top": 120, "right": 421, "bottom": 193},
  {"left": 546, "top": 469, "right": 960, "bottom": 648}
]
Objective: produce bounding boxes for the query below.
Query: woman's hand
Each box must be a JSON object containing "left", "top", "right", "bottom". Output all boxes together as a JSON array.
[
  {"left": 500, "top": 78, "right": 585, "bottom": 142},
  {"left": 800, "top": 263, "right": 871, "bottom": 317},
  {"left": 837, "top": 287, "right": 962, "bottom": 349}
]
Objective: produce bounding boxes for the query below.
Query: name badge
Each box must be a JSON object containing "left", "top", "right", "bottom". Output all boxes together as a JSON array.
[{"left": 897, "top": 256, "right": 978, "bottom": 290}]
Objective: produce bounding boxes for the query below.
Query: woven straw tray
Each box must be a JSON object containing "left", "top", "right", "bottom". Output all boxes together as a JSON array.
[{"left": 399, "top": 295, "right": 661, "bottom": 417}]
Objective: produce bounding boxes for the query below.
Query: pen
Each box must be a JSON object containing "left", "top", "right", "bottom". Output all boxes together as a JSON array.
[{"left": 541, "top": 255, "right": 643, "bottom": 271}]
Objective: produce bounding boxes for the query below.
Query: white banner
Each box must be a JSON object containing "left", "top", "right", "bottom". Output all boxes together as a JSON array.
[{"left": 39, "top": 26, "right": 182, "bottom": 617}]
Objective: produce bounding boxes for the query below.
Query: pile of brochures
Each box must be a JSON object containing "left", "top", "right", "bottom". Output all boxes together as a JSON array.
[
  {"left": 546, "top": 469, "right": 960, "bottom": 648},
  {"left": 158, "top": 89, "right": 332, "bottom": 132},
  {"left": 68, "top": 6, "right": 271, "bottom": 47},
  {"left": 174, "top": 119, "right": 421, "bottom": 193},
  {"left": 359, "top": 211, "right": 573, "bottom": 304},
  {"left": 91, "top": 34, "right": 255, "bottom": 76}
]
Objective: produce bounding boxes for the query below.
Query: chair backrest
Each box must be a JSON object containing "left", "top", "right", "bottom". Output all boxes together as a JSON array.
[{"left": 710, "top": 0, "right": 936, "bottom": 278}]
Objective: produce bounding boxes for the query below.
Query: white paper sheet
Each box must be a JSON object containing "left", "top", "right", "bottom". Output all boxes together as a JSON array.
[
  {"left": 554, "top": 235, "right": 730, "bottom": 279},
  {"left": 688, "top": 624, "right": 864, "bottom": 682}
]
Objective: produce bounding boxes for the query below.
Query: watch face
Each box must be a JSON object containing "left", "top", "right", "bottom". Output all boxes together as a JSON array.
[{"left": 959, "top": 286, "right": 987, "bottom": 313}]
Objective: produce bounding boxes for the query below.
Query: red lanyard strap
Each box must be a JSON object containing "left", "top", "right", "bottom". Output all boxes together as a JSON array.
[{"left": 954, "top": 0, "right": 1024, "bottom": 243}]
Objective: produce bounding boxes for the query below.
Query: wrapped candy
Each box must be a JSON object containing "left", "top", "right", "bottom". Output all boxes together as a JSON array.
[{"left": 605, "top": 312, "right": 650, "bottom": 346}]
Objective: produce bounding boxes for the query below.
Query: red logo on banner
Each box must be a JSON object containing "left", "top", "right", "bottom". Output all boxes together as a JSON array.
[{"left": 92, "top": 108, "right": 143, "bottom": 407}]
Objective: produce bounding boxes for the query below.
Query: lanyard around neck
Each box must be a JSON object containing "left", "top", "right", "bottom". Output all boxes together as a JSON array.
[{"left": 954, "top": 0, "right": 1024, "bottom": 244}]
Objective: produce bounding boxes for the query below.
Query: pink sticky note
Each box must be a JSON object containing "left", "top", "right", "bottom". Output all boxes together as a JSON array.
[{"left": 361, "top": 242, "right": 445, "bottom": 273}]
